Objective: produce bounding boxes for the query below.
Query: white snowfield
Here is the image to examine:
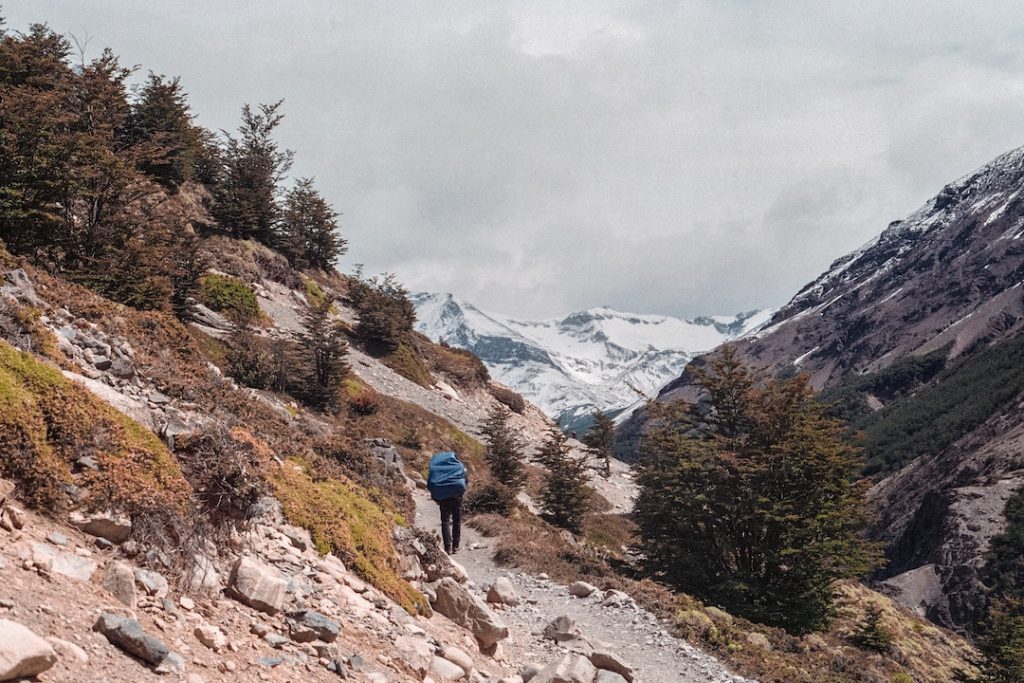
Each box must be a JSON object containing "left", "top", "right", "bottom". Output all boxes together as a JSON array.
[{"left": 413, "top": 293, "right": 772, "bottom": 426}]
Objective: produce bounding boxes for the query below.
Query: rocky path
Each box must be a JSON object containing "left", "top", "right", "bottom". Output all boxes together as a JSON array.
[{"left": 413, "top": 493, "right": 756, "bottom": 683}]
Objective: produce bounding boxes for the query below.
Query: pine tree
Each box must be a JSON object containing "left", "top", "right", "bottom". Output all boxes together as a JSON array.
[
  {"left": 977, "top": 598, "right": 1024, "bottom": 683},
  {"left": 213, "top": 101, "right": 293, "bottom": 246},
  {"left": 482, "top": 405, "right": 527, "bottom": 492},
  {"left": 583, "top": 410, "right": 616, "bottom": 478},
  {"left": 279, "top": 178, "right": 347, "bottom": 269},
  {"left": 348, "top": 271, "right": 416, "bottom": 354},
  {"left": 126, "top": 73, "right": 203, "bottom": 189},
  {"left": 535, "top": 425, "right": 590, "bottom": 533},
  {"left": 297, "top": 297, "right": 349, "bottom": 411},
  {"left": 634, "top": 345, "right": 880, "bottom": 633},
  {"left": 850, "top": 605, "right": 893, "bottom": 653}
]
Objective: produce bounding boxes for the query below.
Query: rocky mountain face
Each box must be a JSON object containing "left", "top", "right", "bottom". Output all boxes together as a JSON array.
[
  {"left": 413, "top": 292, "right": 770, "bottom": 431},
  {"left": 653, "top": 144, "right": 1024, "bottom": 633}
]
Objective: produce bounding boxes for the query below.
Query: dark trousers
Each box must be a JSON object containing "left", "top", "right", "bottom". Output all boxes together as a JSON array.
[{"left": 438, "top": 496, "right": 462, "bottom": 553}]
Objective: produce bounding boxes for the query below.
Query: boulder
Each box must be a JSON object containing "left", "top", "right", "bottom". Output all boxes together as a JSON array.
[
  {"left": 287, "top": 610, "right": 340, "bottom": 643},
  {"left": 532, "top": 654, "right": 596, "bottom": 683},
  {"left": 29, "top": 543, "right": 97, "bottom": 581},
  {"left": 568, "top": 581, "right": 597, "bottom": 598},
  {"left": 589, "top": 650, "right": 634, "bottom": 682},
  {"left": 441, "top": 646, "right": 474, "bottom": 674},
  {"left": 194, "top": 623, "right": 229, "bottom": 652},
  {"left": 432, "top": 577, "right": 508, "bottom": 648},
  {"left": 394, "top": 635, "right": 432, "bottom": 678},
  {"left": 226, "top": 556, "right": 287, "bottom": 614},
  {"left": 486, "top": 577, "right": 520, "bottom": 606},
  {"left": 70, "top": 510, "right": 132, "bottom": 544},
  {"left": 1, "top": 505, "right": 24, "bottom": 530},
  {"left": 47, "top": 637, "right": 88, "bottom": 664},
  {"left": 543, "top": 615, "right": 580, "bottom": 643},
  {"left": 0, "top": 619, "right": 57, "bottom": 681},
  {"left": 93, "top": 612, "right": 173, "bottom": 666},
  {"left": 595, "top": 671, "right": 629, "bottom": 683},
  {"left": 600, "top": 590, "right": 632, "bottom": 608},
  {"left": 134, "top": 568, "right": 169, "bottom": 598},
  {"left": 1, "top": 269, "right": 41, "bottom": 306},
  {"left": 102, "top": 561, "right": 137, "bottom": 608},
  {"left": 429, "top": 655, "right": 466, "bottom": 681}
]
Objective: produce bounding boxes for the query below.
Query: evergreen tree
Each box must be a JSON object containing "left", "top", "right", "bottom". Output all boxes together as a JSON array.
[
  {"left": 583, "top": 410, "right": 616, "bottom": 478},
  {"left": 297, "top": 296, "right": 349, "bottom": 411},
  {"left": 849, "top": 605, "right": 893, "bottom": 653},
  {"left": 482, "top": 404, "right": 527, "bottom": 492},
  {"left": 348, "top": 271, "right": 416, "bottom": 354},
  {"left": 126, "top": 73, "right": 203, "bottom": 189},
  {"left": 535, "top": 425, "right": 590, "bottom": 533},
  {"left": 213, "top": 101, "right": 293, "bottom": 246},
  {"left": 280, "top": 178, "right": 347, "bottom": 269},
  {"left": 634, "top": 346, "right": 880, "bottom": 633},
  {"left": 977, "top": 598, "right": 1024, "bottom": 683}
]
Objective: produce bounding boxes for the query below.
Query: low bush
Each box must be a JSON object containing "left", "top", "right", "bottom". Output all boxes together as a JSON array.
[
  {"left": 463, "top": 479, "right": 517, "bottom": 516},
  {"left": 197, "top": 273, "right": 260, "bottom": 320},
  {"left": 381, "top": 342, "right": 433, "bottom": 387},
  {"left": 489, "top": 384, "right": 526, "bottom": 413}
]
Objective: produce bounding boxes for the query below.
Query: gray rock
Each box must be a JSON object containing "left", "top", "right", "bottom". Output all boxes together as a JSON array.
[
  {"left": 594, "top": 671, "right": 629, "bottom": 683},
  {"left": 109, "top": 357, "right": 136, "bottom": 379},
  {"left": 429, "top": 655, "right": 466, "bottom": 681},
  {"left": 519, "top": 663, "right": 543, "bottom": 682},
  {"left": 589, "top": 650, "right": 634, "bottom": 682},
  {"left": 532, "top": 654, "right": 596, "bottom": 683},
  {"left": 102, "top": 561, "right": 137, "bottom": 608},
  {"left": 543, "top": 615, "right": 579, "bottom": 643},
  {"left": 92, "top": 355, "right": 113, "bottom": 371},
  {"left": 486, "top": 577, "right": 520, "bottom": 606},
  {"left": 288, "top": 609, "right": 340, "bottom": 643},
  {"left": 46, "top": 531, "right": 69, "bottom": 546},
  {"left": 93, "top": 612, "right": 171, "bottom": 666},
  {"left": 432, "top": 577, "right": 508, "bottom": 648},
  {"left": 134, "top": 568, "right": 169, "bottom": 598},
  {"left": 227, "top": 556, "right": 287, "bottom": 615},
  {"left": 264, "top": 634, "right": 289, "bottom": 649},
  {"left": 568, "top": 581, "right": 597, "bottom": 598},
  {"left": 0, "top": 619, "right": 57, "bottom": 680},
  {"left": 1, "top": 269, "right": 41, "bottom": 306},
  {"left": 70, "top": 510, "right": 131, "bottom": 544},
  {"left": 394, "top": 635, "right": 432, "bottom": 678},
  {"left": 30, "top": 543, "right": 97, "bottom": 581}
]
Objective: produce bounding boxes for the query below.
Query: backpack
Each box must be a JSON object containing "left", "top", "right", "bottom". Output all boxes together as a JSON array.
[{"left": 427, "top": 451, "right": 467, "bottom": 501}]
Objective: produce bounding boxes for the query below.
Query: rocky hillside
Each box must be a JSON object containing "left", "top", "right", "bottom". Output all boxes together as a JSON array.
[
  {"left": 413, "top": 292, "right": 769, "bottom": 431},
  {"left": 649, "top": 144, "right": 1024, "bottom": 634}
]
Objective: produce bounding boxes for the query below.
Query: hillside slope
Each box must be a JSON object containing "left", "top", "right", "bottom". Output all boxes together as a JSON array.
[{"left": 649, "top": 144, "right": 1024, "bottom": 633}]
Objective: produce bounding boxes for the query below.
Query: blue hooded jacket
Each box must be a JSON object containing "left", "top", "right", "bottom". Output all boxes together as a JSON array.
[{"left": 427, "top": 451, "right": 467, "bottom": 501}]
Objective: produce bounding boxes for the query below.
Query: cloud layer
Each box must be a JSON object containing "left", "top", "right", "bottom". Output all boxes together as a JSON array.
[{"left": 8, "top": 1, "right": 1024, "bottom": 317}]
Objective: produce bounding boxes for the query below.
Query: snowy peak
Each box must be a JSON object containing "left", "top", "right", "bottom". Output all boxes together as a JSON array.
[{"left": 412, "top": 292, "right": 770, "bottom": 429}]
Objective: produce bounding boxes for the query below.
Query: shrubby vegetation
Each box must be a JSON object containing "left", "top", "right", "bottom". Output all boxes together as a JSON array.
[
  {"left": 534, "top": 424, "right": 590, "bottom": 533},
  {"left": 197, "top": 273, "right": 261, "bottom": 320},
  {"left": 348, "top": 270, "right": 416, "bottom": 354},
  {"left": 635, "top": 346, "right": 880, "bottom": 633},
  {"left": 583, "top": 410, "right": 615, "bottom": 478}
]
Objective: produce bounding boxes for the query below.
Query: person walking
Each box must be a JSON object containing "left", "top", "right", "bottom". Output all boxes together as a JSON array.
[{"left": 427, "top": 450, "right": 468, "bottom": 555}]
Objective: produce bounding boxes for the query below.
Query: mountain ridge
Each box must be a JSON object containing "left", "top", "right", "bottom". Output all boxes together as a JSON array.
[{"left": 412, "top": 292, "right": 771, "bottom": 429}]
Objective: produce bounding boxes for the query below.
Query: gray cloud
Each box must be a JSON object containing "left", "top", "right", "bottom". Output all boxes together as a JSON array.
[{"left": 7, "top": 1, "right": 1024, "bottom": 317}]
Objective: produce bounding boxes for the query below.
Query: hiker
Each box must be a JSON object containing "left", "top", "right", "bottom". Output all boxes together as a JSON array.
[{"left": 427, "top": 450, "right": 468, "bottom": 555}]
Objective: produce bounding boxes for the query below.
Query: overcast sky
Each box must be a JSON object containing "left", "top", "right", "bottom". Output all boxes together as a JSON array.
[{"left": 7, "top": 2, "right": 1024, "bottom": 319}]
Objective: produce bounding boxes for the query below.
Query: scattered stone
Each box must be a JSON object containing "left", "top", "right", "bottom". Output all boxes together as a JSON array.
[
  {"left": 442, "top": 646, "right": 474, "bottom": 675},
  {"left": 93, "top": 612, "right": 173, "bottom": 666},
  {"left": 599, "top": 590, "right": 632, "bottom": 608},
  {"left": 394, "top": 635, "right": 433, "bottom": 678},
  {"left": 264, "top": 634, "right": 289, "bottom": 649},
  {"left": 288, "top": 609, "right": 340, "bottom": 643},
  {"left": 589, "top": 650, "right": 634, "bottom": 682},
  {"left": 1, "top": 505, "right": 25, "bottom": 531},
  {"left": 101, "top": 561, "right": 137, "bottom": 609},
  {"left": 227, "top": 556, "right": 287, "bottom": 615},
  {"left": 568, "top": 581, "right": 597, "bottom": 598},
  {"left": 134, "top": 568, "right": 169, "bottom": 598},
  {"left": 194, "top": 623, "right": 229, "bottom": 652},
  {"left": 70, "top": 511, "right": 131, "bottom": 544},
  {"left": 486, "top": 577, "right": 520, "bottom": 606},
  {"left": 594, "top": 671, "right": 629, "bottom": 683},
  {"left": 179, "top": 596, "right": 195, "bottom": 611},
  {"left": 543, "top": 615, "right": 580, "bottom": 643},
  {"left": 429, "top": 655, "right": 466, "bottom": 681},
  {"left": 432, "top": 577, "right": 508, "bottom": 648},
  {"left": 0, "top": 619, "right": 57, "bottom": 680},
  {"left": 46, "top": 531, "right": 69, "bottom": 546},
  {"left": 155, "top": 651, "right": 186, "bottom": 674},
  {"left": 250, "top": 622, "right": 272, "bottom": 637},
  {"left": 519, "top": 662, "right": 542, "bottom": 682},
  {"left": 29, "top": 543, "right": 97, "bottom": 581},
  {"left": 258, "top": 656, "right": 284, "bottom": 668},
  {"left": 532, "top": 654, "right": 596, "bottom": 683},
  {"left": 47, "top": 637, "right": 89, "bottom": 664}
]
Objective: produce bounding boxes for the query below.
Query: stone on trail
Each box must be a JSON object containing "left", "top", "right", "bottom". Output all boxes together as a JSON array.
[
  {"left": 532, "top": 653, "right": 597, "bottom": 683},
  {"left": 47, "top": 637, "right": 89, "bottom": 665},
  {"left": 194, "top": 623, "right": 229, "bottom": 652},
  {"left": 93, "top": 612, "right": 175, "bottom": 667},
  {"left": 594, "top": 671, "right": 629, "bottom": 683},
  {"left": 69, "top": 510, "right": 131, "bottom": 544},
  {"left": 441, "top": 646, "right": 474, "bottom": 674},
  {"left": 568, "top": 581, "right": 597, "bottom": 598},
  {"left": 429, "top": 655, "right": 467, "bottom": 681},
  {"left": 589, "top": 649, "right": 635, "bottom": 682},
  {"left": 599, "top": 589, "right": 632, "bottom": 608},
  {"left": 287, "top": 609, "right": 340, "bottom": 643},
  {"left": 0, "top": 619, "right": 57, "bottom": 681},
  {"left": 226, "top": 556, "right": 287, "bottom": 614},
  {"left": 101, "top": 561, "right": 137, "bottom": 608},
  {"left": 432, "top": 577, "right": 509, "bottom": 648},
  {"left": 134, "top": 568, "right": 169, "bottom": 598},
  {"left": 394, "top": 635, "right": 433, "bottom": 678},
  {"left": 542, "top": 615, "right": 580, "bottom": 643},
  {"left": 486, "top": 577, "right": 520, "bottom": 606}
]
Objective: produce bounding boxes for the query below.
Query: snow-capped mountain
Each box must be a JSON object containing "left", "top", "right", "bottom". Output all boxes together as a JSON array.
[{"left": 412, "top": 292, "right": 771, "bottom": 430}]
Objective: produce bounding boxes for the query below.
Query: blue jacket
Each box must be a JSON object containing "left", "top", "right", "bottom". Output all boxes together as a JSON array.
[{"left": 428, "top": 451, "right": 468, "bottom": 501}]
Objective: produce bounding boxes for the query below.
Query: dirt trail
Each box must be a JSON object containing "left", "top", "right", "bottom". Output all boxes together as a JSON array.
[{"left": 413, "top": 493, "right": 756, "bottom": 683}]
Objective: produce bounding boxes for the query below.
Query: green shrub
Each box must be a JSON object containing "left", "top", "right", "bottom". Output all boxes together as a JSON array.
[{"left": 197, "top": 273, "right": 260, "bottom": 320}]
